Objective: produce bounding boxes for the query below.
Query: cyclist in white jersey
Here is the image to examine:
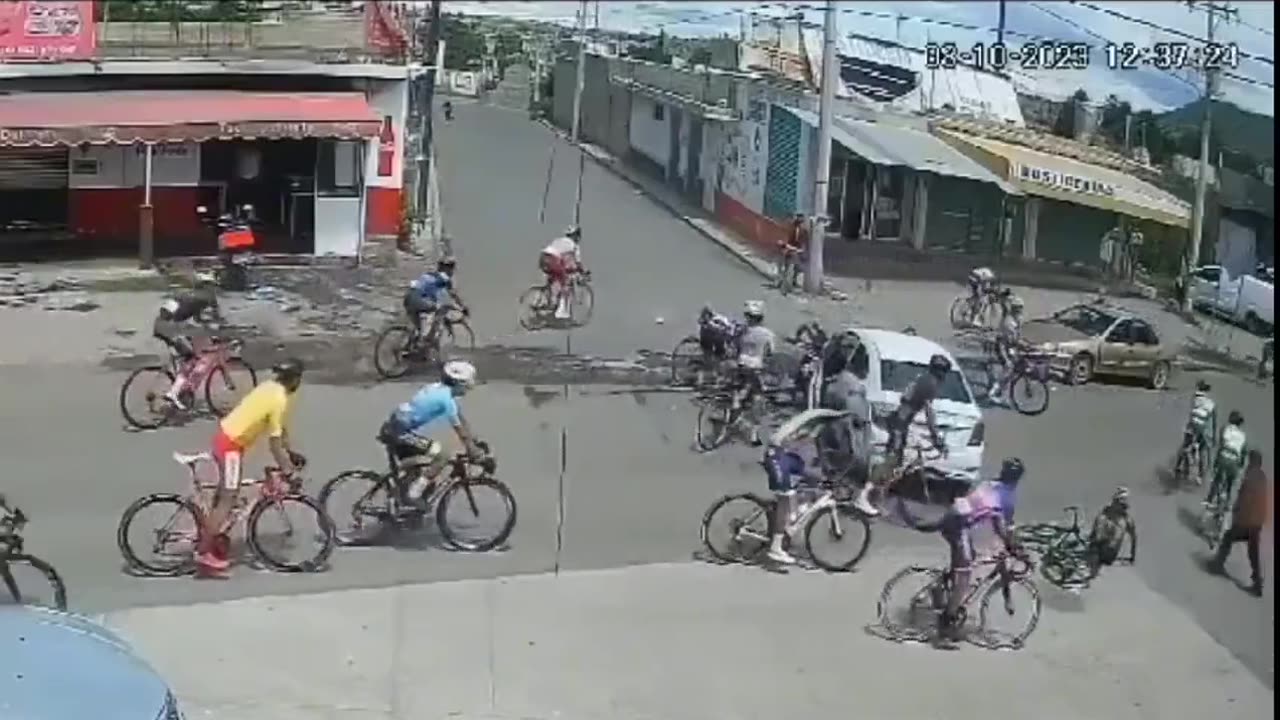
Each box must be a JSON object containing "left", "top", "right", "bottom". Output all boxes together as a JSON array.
[
  {"left": 734, "top": 300, "right": 776, "bottom": 446},
  {"left": 1206, "top": 409, "right": 1248, "bottom": 511}
]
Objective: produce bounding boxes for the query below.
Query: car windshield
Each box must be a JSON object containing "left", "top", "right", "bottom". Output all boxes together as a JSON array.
[
  {"left": 879, "top": 360, "right": 972, "bottom": 404},
  {"left": 1053, "top": 305, "right": 1117, "bottom": 337}
]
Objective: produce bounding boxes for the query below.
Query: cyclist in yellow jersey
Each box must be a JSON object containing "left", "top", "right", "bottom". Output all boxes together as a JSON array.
[{"left": 197, "top": 358, "right": 306, "bottom": 577}]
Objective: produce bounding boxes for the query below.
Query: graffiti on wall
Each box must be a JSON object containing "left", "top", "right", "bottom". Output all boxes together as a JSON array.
[{"left": 716, "top": 86, "right": 769, "bottom": 209}]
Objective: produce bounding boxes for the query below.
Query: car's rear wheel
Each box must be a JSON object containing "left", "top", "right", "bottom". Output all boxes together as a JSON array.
[{"left": 1067, "top": 354, "right": 1093, "bottom": 386}]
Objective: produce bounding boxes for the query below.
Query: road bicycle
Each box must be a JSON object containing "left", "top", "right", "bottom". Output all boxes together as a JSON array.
[
  {"left": 1172, "top": 426, "right": 1208, "bottom": 489},
  {"left": 693, "top": 381, "right": 775, "bottom": 452},
  {"left": 1013, "top": 506, "right": 1105, "bottom": 589},
  {"left": 874, "top": 550, "right": 1040, "bottom": 649},
  {"left": 116, "top": 452, "right": 334, "bottom": 576},
  {"left": 700, "top": 477, "right": 873, "bottom": 572},
  {"left": 372, "top": 305, "right": 476, "bottom": 380},
  {"left": 119, "top": 336, "right": 257, "bottom": 430},
  {"left": 518, "top": 270, "right": 594, "bottom": 330},
  {"left": 948, "top": 289, "right": 1003, "bottom": 330},
  {"left": 984, "top": 345, "right": 1052, "bottom": 416},
  {"left": 669, "top": 335, "right": 728, "bottom": 388},
  {"left": 0, "top": 495, "right": 67, "bottom": 610},
  {"left": 872, "top": 444, "right": 960, "bottom": 521},
  {"left": 1199, "top": 493, "right": 1230, "bottom": 548},
  {"left": 318, "top": 440, "right": 516, "bottom": 552}
]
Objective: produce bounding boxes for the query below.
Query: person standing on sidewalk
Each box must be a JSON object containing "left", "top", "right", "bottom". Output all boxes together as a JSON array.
[{"left": 1208, "top": 450, "right": 1269, "bottom": 597}]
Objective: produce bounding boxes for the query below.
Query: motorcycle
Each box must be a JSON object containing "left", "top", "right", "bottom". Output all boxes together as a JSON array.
[{"left": 197, "top": 204, "right": 257, "bottom": 292}]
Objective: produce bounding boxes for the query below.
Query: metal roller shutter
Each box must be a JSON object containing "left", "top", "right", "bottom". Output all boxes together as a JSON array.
[{"left": 0, "top": 147, "right": 69, "bottom": 190}]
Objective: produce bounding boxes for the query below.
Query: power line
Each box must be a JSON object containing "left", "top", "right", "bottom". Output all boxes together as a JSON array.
[{"left": 1070, "top": 1, "right": 1274, "bottom": 66}]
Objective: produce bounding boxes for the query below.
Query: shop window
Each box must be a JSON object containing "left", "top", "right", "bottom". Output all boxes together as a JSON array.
[
  {"left": 652, "top": 102, "right": 665, "bottom": 122},
  {"left": 872, "top": 167, "right": 904, "bottom": 240},
  {"left": 317, "top": 140, "right": 362, "bottom": 198}
]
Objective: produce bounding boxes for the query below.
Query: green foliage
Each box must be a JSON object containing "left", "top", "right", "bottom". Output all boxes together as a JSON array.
[
  {"left": 442, "top": 16, "right": 485, "bottom": 70},
  {"left": 629, "top": 28, "right": 671, "bottom": 64},
  {"left": 103, "top": 0, "right": 263, "bottom": 22}
]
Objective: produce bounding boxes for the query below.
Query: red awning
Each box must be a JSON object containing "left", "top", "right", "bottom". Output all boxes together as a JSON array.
[{"left": 0, "top": 91, "right": 384, "bottom": 147}]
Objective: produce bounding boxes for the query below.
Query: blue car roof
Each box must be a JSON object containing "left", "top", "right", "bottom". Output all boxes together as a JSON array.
[{"left": 0, "top": 606, "right": 170, "bottom": 720}]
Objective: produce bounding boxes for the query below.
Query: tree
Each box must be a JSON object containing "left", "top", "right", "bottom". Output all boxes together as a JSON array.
[
  {"left": 102, "top": 0, "right": 262, "bottom": 22},
  {"left": 1052, "top": 88, "right": 1090, "bottom": 138},
  {"left": 1098, "top": 94, "right": 1133, "bottom": 147},
  {"left": 442, "top": 16, "right": 486, "bottom": 70}
]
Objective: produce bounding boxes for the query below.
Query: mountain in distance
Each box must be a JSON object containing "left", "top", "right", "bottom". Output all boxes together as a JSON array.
[{"left": 1158, "top": 98, "right": 1274, "bottom": 165}]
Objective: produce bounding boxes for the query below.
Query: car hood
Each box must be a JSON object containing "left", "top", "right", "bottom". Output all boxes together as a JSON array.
[
  {"left": 1021, "top": 319, "right": 1091, "bottom": 346},
  {"left": 0, "top": 607, "right": 170, "bottom": 719}
]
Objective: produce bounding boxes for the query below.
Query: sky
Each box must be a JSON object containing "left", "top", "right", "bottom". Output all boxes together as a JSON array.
[{"left": 446, "top": 1, "right": 1276, "bottom": 117}]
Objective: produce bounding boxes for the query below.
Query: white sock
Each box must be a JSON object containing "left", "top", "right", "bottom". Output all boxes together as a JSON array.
[
  {"left": 769, "top": 535, "right": 785, "bottom": 553},
  {"left": 407, "top": 474, "right": 431, "bottom": 500}
]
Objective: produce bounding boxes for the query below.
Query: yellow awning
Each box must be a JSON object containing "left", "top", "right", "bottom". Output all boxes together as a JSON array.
[{"left": 935, "top": 130, "right": 1191, "bottom": 228}]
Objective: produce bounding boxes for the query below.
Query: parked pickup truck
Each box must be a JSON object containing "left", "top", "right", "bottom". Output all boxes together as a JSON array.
[{"left": 1190, "top": 264, "right": 1275, "bottom": 334}]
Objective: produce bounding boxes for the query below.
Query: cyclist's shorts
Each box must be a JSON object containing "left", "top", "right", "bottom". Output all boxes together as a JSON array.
[
  {"left": 763, "top": 447, "right": 805, "bottom": 494},
  {"left": 378, "top": 418, "right": 443, "bottom": 468},
  {"left": 402, "top": 291, "right": 438, "bottom": 318},
  {"left": 940, "top": 512, "right": 975, "bottom": 570},
  {"left": 211, "top": 429, "right": 245, "bottom": 491}
]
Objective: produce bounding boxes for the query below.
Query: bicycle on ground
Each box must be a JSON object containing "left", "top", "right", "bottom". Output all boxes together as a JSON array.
[
  {"left": 119, "top": 335, "right": 257, "bottom": 430},
  {"left": 518, "top": 270, "right": 594, "bottom": 330},
  {"left": 874, "top": 549, "right": 1040, "bottom": 649},
  {"left": 116, "top": 452, "right": 334, "bottom": 576},
  {"left": 318, "top": 440, "right": 516, "bottom": 552},
  {"left": 373, "top": 304, "right": 476, "bottom": 380},
  {"left": 701, "top": 477, "right": 873, "bottom": 572},
  {"left": 0, "top": 495, "right": 67, "bottom": 610},
  {"left": 1013, "top": 506, "right": 1106, "bottom": 589}
]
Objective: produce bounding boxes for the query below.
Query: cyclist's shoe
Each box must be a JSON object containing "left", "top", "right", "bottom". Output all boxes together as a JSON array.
[
  {"left": 195, "top": 551, "right": 230, "bottom": 578},
  {"left": 766, "top": 547, "right": 797, "bottom": 565},
  {"left": 853, "top": 485, "right": 880, "bottom": 517},
  {"left": 163, "top": 391, "right": 190, "bottom": 412},
  {"left": 937, "top": 611, "right": 965, "bottom": 644}
]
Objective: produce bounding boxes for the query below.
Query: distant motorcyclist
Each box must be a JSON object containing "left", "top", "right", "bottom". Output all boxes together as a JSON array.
[{"left": 443, "top": 100, "right": 454, "bottom": 121}]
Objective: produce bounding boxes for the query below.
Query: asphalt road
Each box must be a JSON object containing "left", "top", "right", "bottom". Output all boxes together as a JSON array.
[{"left": 1, "top": 102, "right": 1272, "bottom": 688}]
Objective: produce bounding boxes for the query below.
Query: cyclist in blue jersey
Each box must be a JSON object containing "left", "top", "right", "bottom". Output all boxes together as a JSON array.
[
  {"left": 377, "top": 360, "right": 483, "bottom": 508},
  {"left": 914, "top": 457, "right": 1025, "bottom": 641},
  {"left": 404, "top": 256, "right": 468, "bottom": 338}
]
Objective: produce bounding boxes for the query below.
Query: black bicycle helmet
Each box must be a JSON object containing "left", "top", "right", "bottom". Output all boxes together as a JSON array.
[
  {"left": 1228, "top": 409, "right": 1244, "bottom": 425},
  {"left": 272, "top": 358, "right": 305, "bottom": 383},
  {"left": 1196, "top": 379, "right": 1211, "bottom": 392},
  {"left": 437, "top": 255, "right": 457, "bottom": 272},
  {"left": 928, "top": 353, "right": 952, "bottom": 375},
  {"left": 999, "top": 457, "right": 1025, "bottom": 484}
]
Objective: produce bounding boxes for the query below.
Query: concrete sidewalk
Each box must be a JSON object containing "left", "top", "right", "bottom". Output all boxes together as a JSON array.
[{"left": 101, "top": 550, "right": 1271, "bottom": 720}]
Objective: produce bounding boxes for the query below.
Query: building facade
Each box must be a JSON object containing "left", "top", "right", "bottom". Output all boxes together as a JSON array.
[{"left": 0, "top": 2, "right": 411, "bottom": 263}]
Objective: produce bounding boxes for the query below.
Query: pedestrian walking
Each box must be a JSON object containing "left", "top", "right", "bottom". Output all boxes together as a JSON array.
[{"left": 1208, "top": 449, "right": 1269, "bottom": 597}]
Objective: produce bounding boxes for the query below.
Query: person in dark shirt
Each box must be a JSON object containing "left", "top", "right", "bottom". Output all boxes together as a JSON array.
[
  {"left": 818, "top": 331, "right": 872, "bottom": 485},
  {"left": 153, "top": 274, "right": 222, "bottom": 409},
  {"left": 853, "top": 353, "right": 952, "bottom": 516}
]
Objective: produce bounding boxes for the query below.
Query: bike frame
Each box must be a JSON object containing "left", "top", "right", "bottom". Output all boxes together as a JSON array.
[
  {"left": 177, "top": 455, "right": 290, "bottom": 534},
  {"left": 171, "top": 338, "right": 240, "bottom": 384}
]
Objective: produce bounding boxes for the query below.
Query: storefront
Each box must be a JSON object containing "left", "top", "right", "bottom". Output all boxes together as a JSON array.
[
  {"left": 935, "top": 128, "right": 1191, "bottom": 270},
  {"left": 0, "top": 87, "right": 405, "bottom": 262}
]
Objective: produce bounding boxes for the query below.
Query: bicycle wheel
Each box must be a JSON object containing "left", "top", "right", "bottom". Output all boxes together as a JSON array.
[
  {"left": 373, "top": 325, "right": 416, "bottom": 379},
  {"left": 948, "top": 296, "right": 973, "bottom": 329},
  {"left": 1040, "top": 535, "right": 1095, "bottom": 587},
  {"left": 246, "top": 494, "right": 335, "bottom": 572},
  {"left": 876, "top": 566, "right": 947, "bottom": 642},
  {"left": 977, "top": 575, "right": 1041, "bottom": 649},
  {"left": 695, "top": 397, "right": 734, "bottom": 451},
  {"left": 435, "top": 478, "right": 518, "bottom": 552},
  {"left": 441, "top": 319, "right": 477, "bottom": 354},
  {"left": 700, "top": 493, "right": 772, "bottom": 563},
  {"left": 569, "top": 282, "right": 595, "bottom": 327},
  {"left": 1009, "top": 374, "right": 1050, "bottom": 416},
  {"left": 518, "top": 285, "right": 550, "bottom": 331},
  {"left": 0, "top": 554, "right": 68, "bottom": 610},
  {"left": 670, "top": 336, "right": 704, "bottom": 387},
  {"left": 204, "top": 358, "right": 258, "bottom": 416},
  {"left": 119, "top": 365, "right": 176, "bottom": 430},
  {"left": 117, "top": 493, "right": 202, "bottom": 576},
  {"left": 318, "top": 470, "right": 396, "bottom": 546},
  {"left": 803, "top": 505, "right": 873, "bottom": 572}
]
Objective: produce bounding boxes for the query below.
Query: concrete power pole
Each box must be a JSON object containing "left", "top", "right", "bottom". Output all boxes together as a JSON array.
[
  {"left": 1182, "top": 1, "right": 1233, "bottom": 313},
  {"left": 570, "top": 0, "right": 589, "bottom": 224},
  {"left": 805, "top": 0, "right": 837, "bottom": 293},
  {"left": 416, "top": 0, "right": 444, "bottom": 245}
]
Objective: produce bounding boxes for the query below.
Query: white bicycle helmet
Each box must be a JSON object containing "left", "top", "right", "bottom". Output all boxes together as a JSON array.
[
  {"left": 442, "top": 360, "right": 478, "bottom": 387},
  {"left": 1007, "top": 295, "right": 1025, "bottom": 311},
  {"left": 743, "top": 300, "right": 765, "bottom": 319},
  {"left": 194, "top": 271, "right": 218, "bottom": 287}
]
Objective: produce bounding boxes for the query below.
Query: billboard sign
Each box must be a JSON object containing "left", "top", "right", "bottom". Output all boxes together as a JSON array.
[{"left": 0, "top": 0, "right": 97, "bottom": 61}]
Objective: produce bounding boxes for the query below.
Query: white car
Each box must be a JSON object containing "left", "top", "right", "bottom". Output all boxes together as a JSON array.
[{"left": 852, "top": 328, "right": 986, "bottom": 487}]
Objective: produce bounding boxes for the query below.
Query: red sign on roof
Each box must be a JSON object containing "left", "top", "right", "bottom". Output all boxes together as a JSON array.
[{"left": 0, "top": 0, "right": 97, "bottom": 62}]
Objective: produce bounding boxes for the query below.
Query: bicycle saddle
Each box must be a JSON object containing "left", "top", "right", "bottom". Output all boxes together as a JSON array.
[{"left": 172, "top": 451, "right": 212, "bottom": 467}]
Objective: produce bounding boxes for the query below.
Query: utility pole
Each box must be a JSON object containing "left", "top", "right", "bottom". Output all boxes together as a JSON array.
[
  {"left": 1182, "top": 1, "right": 1234, "bottom": 313},
  {"left": 805, "top": 0, "right": 837, "bottom": 293},
  {"left": 570, "top": 0, "right": 589, "bottom": 224},
  {"left": 416, "top": 0, "right": 444, "bottom": 246},
  {"left": 997, "top": 0, "right": 1007, "bottom": 45}
]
